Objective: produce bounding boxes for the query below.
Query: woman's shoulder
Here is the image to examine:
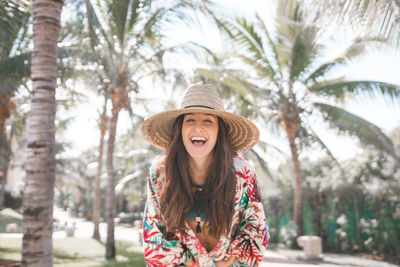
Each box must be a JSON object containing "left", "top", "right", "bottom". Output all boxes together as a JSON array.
[
  {"left": 233, "top": 155, "right": 257, "bottom": 180},
  {"left": 233, "top": 156, "right": 262, "bottom": 201},
  {"left": 148, "top": 155, "right": 166, "bottom": 181}
]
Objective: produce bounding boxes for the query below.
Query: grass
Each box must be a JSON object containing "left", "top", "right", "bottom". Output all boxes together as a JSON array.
[
  {"left": 0, "top": 237, "right": 145, "bottom": 267},
  {"left": 0, "top": 247, "right": 21, "bottom": 261},
  {"left": 0, "top": 208, "right": 146, "bottom": 266},
  {"left": 103, "top": 246, "right": 145, "bottom": 267}
]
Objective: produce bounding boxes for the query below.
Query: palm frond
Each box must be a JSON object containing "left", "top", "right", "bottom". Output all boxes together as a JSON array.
[
  {"left": 310, "top": 0, "right": 400, "bottom": 47},
  {"left": 0, "top": 52, "right": 31, "bottom": 79},
  {"left": 0, "top": 77, "right": 19, "bottom": 95},
  {"left": 303, "top": 59, "right": 345, "bottom": 84},
  {"left": 0, "top": 0, "right": 31, "bottom": 58},
  {"left": 198, "top": 67, "right": 274, "bottom": 99},
  {"left": 230, "top": 17, "right": 265, "bottom": 59},
  {"left": 256, "top": 13, "right": 283, "bottom": 80},
  {"left": 141, "top": 7, "right": 164, "bottom": 40},
  {"left": 307, "top": 126, "right": 347, "bottom": 182},
  {"left": 195, "top": 1, "right": 234, "bottom": 39},
  {"left": 314, "top": 102, "right": 400, "bottom": 162},
  {"left": 289, "top": 26, "right": 319, "bottom": 83},
  {"left": 248, "top": 148, "right": 275, "bottom": 182},
  {"left": 224, "top": 17, "right": 281, "bottom": 87},
  {"left": 310, "top": 79, "right": 400, "bottom": 103},
  {"left": 107, "top": 0, "right": 130, "bottom": 43},
  {"left": 127, "top": 0, "right": 141, "bottom": 33},
  {"left": 343, "top": 36, "right": 387, "bottom": 58},
  {"left": 304, "top": 36, "right": 386, "bottom": 84},
  {"left": 167, "top": 41, "right": 220, "bottom": 65},
  {"left": 197, "top": 67, "right": 276, "bottom": 119},
  {"left": 277, "top": 0, "right": 302, "bottom": 22},
  {"left": 239, "top": 55, "right": 280, "bottom": 85},
  {"left": 84, "top": 0, "right": 114, "bottom": 54}
]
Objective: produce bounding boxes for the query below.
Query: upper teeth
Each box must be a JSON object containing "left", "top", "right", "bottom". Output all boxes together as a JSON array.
[{"left": 191, "top": 137, "right": 206, "bottom": 141}]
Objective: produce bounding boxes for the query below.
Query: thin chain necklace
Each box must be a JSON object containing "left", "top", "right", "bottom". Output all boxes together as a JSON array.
[{"left": 192, "top": 184, "right": 205, "bottom": 233}]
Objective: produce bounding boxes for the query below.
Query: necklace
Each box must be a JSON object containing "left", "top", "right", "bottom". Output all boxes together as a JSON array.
[
  {"left": 192, "top": 184, "right": 205, "bottom": 233},
  {"left": 192, "top": 184, "right": 205, "bottom": 191}
]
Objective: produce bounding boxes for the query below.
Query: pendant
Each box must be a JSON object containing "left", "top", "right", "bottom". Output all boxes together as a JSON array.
[{"left": 195, "top": 216, "right": 202, "bottom": 233}]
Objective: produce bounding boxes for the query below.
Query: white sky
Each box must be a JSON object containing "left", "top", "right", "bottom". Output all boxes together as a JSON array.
[{"left": 61, "top": 0, "right": 400, "bottom": 163}]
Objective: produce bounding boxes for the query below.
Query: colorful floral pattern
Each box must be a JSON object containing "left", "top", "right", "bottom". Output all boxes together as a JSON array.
[{"left": 143, "top": 155, "right": 269, "bottom": 266}]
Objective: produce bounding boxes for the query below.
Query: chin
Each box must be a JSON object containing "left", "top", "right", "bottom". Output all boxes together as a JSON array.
[{"left": 186, "top": 149, "right": 213, "bottom": 159}]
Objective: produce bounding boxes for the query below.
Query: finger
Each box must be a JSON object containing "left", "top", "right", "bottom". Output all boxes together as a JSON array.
[{"left": 226, "top": 256, "right": 236, "bottom": 265}]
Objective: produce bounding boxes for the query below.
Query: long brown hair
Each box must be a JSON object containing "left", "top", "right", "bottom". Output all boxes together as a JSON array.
[{"left": 160, "top": 114, "right": 236, "bottom": 238}]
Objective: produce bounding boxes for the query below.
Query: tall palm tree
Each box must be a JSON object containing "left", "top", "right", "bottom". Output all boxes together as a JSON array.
[
  {"left": 83, "top": 0, "right": 217, "bottom": 259},
  {"left": 92, "top": 97, "right": 108, "bottom": 240},
  {"left": 21, "top": 0, "right": 63, "bottom": 266},
  {"left": 201, "top": 0, "right": 400, "bottom": 233}
]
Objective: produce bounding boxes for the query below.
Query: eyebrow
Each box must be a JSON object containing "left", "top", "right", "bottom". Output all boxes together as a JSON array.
[{"left": 185, "top": 113, "right": 215, "bottom": 117}]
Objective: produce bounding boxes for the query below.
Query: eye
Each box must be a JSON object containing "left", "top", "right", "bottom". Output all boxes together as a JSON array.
[
  {"left": 185, "top": 118, "right": 195, "bottom": 123},
  {"left": 204, "top": 119, "right": 213, "bottom": 123}
]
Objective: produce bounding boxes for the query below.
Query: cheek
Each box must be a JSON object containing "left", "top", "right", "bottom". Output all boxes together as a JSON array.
[
  {"left": 181, "top": 124, "right": 188, "bottom": 137},
  {"left": 210, "top": 126, "right": 219, "bottom": 145},
  {"left": 181, "top": 127, "right": 186, "bottom": 142}
]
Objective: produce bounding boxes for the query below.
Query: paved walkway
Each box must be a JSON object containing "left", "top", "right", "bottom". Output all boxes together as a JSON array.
[
  {"left": 1, "top": 207, "right": 398, "bottom": 266},
  {"left": 260, "top": 249, "right": 398, "bottom": 266}
]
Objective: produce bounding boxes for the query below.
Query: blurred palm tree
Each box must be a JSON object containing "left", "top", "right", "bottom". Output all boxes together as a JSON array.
[
  {"left": 82, "top": 0, "right": 217, "bottom": 258},
  {"left": 21, "top": 0, "right": 63, "bottom": 265},
  {"left": 0, "top": 0, "right": 31, "bottom": 206},
  {"left": 200, "top": 0, "right": 400, "bottom": 234},
  {"left": 92, "top": 96, "right": 108, "bottom": 240}
]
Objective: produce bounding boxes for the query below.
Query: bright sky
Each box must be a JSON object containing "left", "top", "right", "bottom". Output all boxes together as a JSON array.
[{"left": 62, "top": 0, "right": 400, "bottom": 164}]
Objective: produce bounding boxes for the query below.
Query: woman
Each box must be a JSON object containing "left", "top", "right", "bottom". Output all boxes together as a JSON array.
[{"left": 142, "top": 84, "right": 269, "bottom": 266}]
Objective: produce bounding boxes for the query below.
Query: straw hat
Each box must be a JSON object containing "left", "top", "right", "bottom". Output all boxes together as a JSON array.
[{"left": 142, "top": 84, "right": 259, "bottom": 153}]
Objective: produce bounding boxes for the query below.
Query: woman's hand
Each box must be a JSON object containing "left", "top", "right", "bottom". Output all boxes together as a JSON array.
[
  {"left": 214, "top": 256, "right": 236, "bottom": 267},
  {"left": 184, "top": 261, "right": 199, "bottom": 267}
]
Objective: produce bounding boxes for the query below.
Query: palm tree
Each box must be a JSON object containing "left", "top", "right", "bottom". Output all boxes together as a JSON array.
[
  {"left": 0, "top": 0, "right": 31, "bottom": 206},
  {"left": 83, "top": 0, "right": 218, "bottom": 259},
  {"left": 21, "top": 0, "right": 63, "bottom": 265},
  {"left": 307, "top": 0, "right": 400, "bottom": 47},
  {"left": 200, "top": 0, "right": 400, "bottom": 234},
  {"left": 92, "top": 98, "right": 108, "bottom": 240}
]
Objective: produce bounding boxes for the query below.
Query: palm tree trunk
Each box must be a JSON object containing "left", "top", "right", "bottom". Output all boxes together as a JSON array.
[
  {"left": 0, "top": 165, "right": 8, "bottom": 207},
  {"left": 92, "top": 114, "right": 107, "bottom": 240},
  {"left": 287, "top": 129, "right": 303, "bottom": 235},
  {"left": 105, "top": 109, "right": 119, "bottom": 259},
  {"left": 0, "top": 93, "right": 15, "bottom": 207},
  {"left": 21, "top": 0, "right": 62, "bottom": 266},
  {"left": 0, "top": 116, "right": 6, "bottom": 207}
]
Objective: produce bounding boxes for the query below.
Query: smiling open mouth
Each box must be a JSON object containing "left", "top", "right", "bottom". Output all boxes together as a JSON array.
[{"left": 190, "top": 137, "right": 206, "bottom": 145}]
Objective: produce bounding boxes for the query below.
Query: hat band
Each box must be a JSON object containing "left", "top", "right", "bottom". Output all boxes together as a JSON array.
[{"left": 184, "top": 105, "right": 215, "bottom": 110}]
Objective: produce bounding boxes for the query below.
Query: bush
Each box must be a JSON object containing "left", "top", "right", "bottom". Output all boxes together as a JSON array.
[{"left": 4, "top": 191, "right": 23, "bottom": 210}]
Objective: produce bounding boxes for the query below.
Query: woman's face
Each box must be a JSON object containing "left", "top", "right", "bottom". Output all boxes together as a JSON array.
[{"left": 181, "top": 112, "right": 219, "bottom": 161}]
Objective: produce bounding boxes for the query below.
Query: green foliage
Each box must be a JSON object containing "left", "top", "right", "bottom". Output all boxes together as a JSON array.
[
  {"left": 3, "top": 191, "right": 23, "bottom": 210},
  {"left": 311, "top": 80, "right": 400, "bottom": 103},
  {"left": 214, "top": 0, "right": 400, "bottom": 158},
  {"left": 266, "top": 137, "right": 400, "bottom": 259},
  {"left": 315, "top": 102, "right": 399, "bottom": 162},
  {"left": 103, "top": 247, "right": 145, "bottom": 267},
  {"left": 0, "top": 0, "right": 31, "bottom": 59}
]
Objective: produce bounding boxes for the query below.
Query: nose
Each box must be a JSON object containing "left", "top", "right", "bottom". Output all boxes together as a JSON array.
[{"left": 194, "top": 121, "right": 204, "bottom": 131}]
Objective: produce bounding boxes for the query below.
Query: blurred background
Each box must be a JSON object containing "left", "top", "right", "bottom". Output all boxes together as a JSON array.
[{"left": 1, "top": 0, "right": 400, "bottom": 266}]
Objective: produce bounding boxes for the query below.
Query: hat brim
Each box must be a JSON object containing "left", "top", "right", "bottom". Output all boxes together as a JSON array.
[{"left": 142, "top": 107, "right": 259, "bottom": 153}]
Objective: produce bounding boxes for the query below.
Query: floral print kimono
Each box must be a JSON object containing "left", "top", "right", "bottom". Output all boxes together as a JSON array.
[{"left": 143, "top": 155, "right": 269, "bottom": 266}]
